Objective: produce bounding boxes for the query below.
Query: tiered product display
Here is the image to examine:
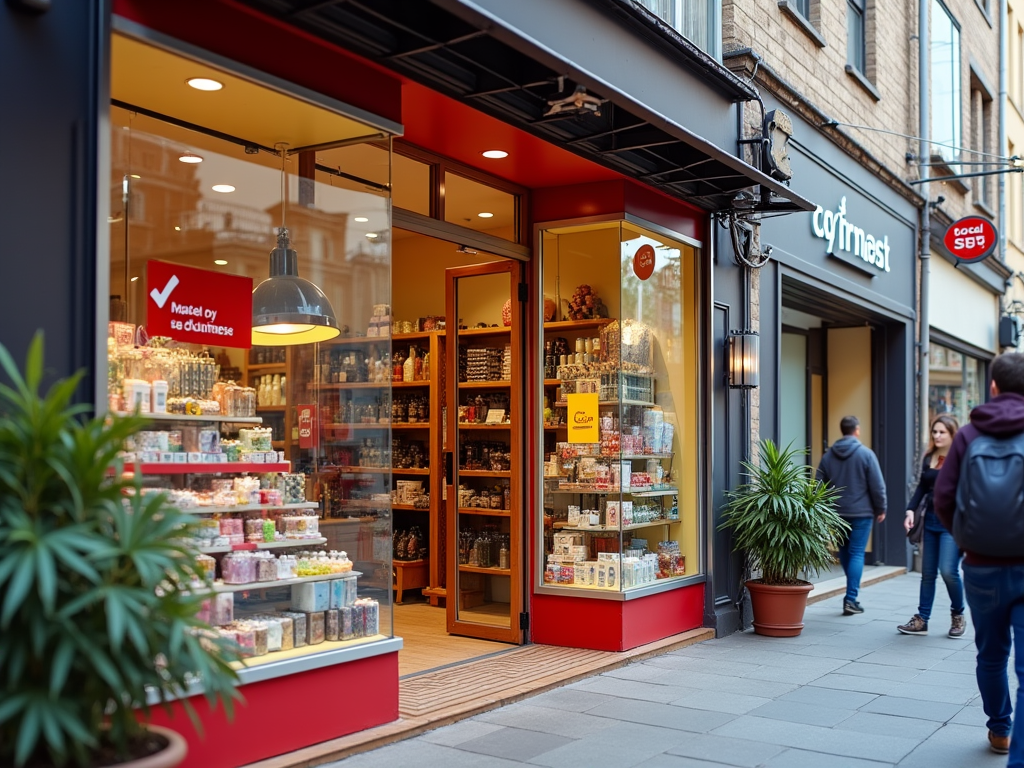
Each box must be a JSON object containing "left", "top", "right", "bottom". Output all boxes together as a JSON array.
[
  {"left": 541, "top": 296, "right": 687, "bottom": 593},
  {"left": 109, "top": 327, "right": 386, "bottom": 666}
]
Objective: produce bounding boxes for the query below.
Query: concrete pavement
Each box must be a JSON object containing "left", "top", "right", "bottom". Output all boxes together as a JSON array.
[{"left": 329, "top": 573, "right": 1014, "bottom": 768}]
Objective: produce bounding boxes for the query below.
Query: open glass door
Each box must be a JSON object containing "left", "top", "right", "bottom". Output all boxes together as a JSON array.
[{"left": 445, "top": 260, "right": 523, "bottom": 643}]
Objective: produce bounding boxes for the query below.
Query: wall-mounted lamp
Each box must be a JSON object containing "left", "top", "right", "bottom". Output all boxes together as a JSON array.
[{"left": 728, "top": 330, "right": 760, "bottom": 389}]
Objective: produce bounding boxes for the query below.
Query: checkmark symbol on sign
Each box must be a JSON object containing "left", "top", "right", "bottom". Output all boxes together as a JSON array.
[{"left": 150, "top": 275, "right": 179, "bottom": 309}]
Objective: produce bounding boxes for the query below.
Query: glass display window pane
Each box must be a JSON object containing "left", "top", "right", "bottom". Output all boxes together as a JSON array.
[
  {"left": 107, "top": 33, "right": 394, "bottom": 667},
  {"left": 538, "top": 219, "right": 700, "bottom": 595},
  {"left": 444, "top": 172, "right": 518, "bottom": 242}
]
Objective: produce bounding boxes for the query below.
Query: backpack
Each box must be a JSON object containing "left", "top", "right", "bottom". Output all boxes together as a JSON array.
[{"left": 954, "top": 432, "right": 1024, "bottom": 557}]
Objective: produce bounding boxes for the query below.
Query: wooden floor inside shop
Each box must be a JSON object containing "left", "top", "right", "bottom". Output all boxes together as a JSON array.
[{"left": 394, "top": 600, "right": 515, "bottom": 677}]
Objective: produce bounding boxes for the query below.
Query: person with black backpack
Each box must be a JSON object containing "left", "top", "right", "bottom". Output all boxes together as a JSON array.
[{"left": 934, "top": 352, "right": 1024, "bottom": 761}]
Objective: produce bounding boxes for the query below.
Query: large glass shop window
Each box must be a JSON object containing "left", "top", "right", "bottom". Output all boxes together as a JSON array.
[
  {"left": 928, "top": 342, "right": 986, "bottom": 428},
  {"left": 106, "top": 33, "right": 393, "bottom": 667},
  {"left": 538, "top": 220, "right": 701, "bottom": 595}
]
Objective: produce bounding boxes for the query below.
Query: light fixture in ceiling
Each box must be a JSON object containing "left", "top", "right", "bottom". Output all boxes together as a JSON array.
[
  {"left": 187, "top": 77, "right": 223, "bottom": 92},
  {"left": 174, "top": 226, "right": 181, "bottom": 231},
  {"left": 130, "top": 276, "right": 139, "bottom": 282},
  {"left": 211, "top": 184, "right": 235, "bottom": 194},
  {"left": 353, "top": 216, "right": 369, "bottom": 223},
  {"left": 477, "top": 212, "right": 494, "bottom": 219},
  {"left": 482, "top": 150, "right": 508, "bottom": 159},
  {"left": 365, "top": 232, "right": 379, "bottom": 239},
  {"left": 252, "top": 144, "right": 340, "bottom": 347},
  {"left": 178, "top": 152, "right": 203, "bottom": 164},
  {"left": 130, "top": 174, "right": 141, "bottom": 180},
  {"left": 214, "top": 259, "right": 228, "bottom": 266},
  {"left": 455, "top": 245, "right": 478, "bottom": 255}
]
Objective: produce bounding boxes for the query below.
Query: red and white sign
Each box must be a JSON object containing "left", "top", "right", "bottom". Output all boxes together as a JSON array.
[
  {"left": 298, "top": 404, "right": 319, "bottom": 449},
  {"left": 633, "top": 244, "right": 656, "bottom": 281},
  {"left": 146, "top": 261, "right": 253, "bottom": 348},
  {"left": 944, "top": 216, "right": 998, "bottom": 264}
]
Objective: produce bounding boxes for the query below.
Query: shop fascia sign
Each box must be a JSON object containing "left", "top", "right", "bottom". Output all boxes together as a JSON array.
[{"left": 811, "top": 196, "right": 891, "bottom": 274}]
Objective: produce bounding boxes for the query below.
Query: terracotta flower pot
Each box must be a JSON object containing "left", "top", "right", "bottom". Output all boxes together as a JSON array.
[
  {"left": 118, "top": 726, "right": 188, "bottom": 768},
  {"left": 746, "top": 579, "right": 814, "bottom": 637}
]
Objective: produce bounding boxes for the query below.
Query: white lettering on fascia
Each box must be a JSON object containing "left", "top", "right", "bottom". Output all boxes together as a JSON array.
[{"left": 811, "top": 196, "right": 890, "bottom": 273}]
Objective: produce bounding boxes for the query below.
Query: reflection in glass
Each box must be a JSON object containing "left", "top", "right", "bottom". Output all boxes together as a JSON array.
[{"left": 930, "top": 0, "right": 961, "bottom": 160}]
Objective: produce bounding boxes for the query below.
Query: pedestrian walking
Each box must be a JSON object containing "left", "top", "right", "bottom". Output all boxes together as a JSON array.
[
  {"left": 934, "top": 352, "right": 1024, "bottom": 761},
  {"left": 816, "top": 415, "right": 887, "bottom": 616},
  {"left": 896, "top": 414, "right": 966, "bottom": 638}
]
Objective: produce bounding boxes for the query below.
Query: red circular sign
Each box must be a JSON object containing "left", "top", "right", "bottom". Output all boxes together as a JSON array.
[
  {"left": 633, "top": 244, "right": 656, "bottom": 280},
  {"left": 944, "top": 216, "right": 998, "bottom": 263}
]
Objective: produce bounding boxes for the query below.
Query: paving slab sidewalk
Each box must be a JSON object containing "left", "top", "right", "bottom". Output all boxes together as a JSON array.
[{"left": 328, "top": 573, "right": 1016, "bottom": 768}]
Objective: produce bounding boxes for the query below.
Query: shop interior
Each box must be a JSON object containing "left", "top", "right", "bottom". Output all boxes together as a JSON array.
[{"left": 107, "top": 32, "right": 704, "bottom": 676}]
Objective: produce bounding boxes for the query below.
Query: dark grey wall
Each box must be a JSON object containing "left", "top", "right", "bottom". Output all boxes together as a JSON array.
[{"left": 0, "top": 1, "right": 108, "bottom": 401}]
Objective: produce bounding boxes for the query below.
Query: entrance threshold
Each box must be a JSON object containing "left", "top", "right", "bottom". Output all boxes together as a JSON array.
[{"left": 242, "top": 627, "right": 713, "bottom": 768}]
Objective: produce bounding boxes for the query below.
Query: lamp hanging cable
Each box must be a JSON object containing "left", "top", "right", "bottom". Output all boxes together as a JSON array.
[{"left": 276, "top": 143, "right": 289, "bottom": 232}]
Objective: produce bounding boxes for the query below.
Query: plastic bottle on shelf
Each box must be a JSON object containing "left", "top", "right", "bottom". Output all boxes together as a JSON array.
[{"left": 271, "top": 374, "right": 281, "bottom": 406}]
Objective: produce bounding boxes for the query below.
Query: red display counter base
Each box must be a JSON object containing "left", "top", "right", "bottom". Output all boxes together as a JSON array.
[
  {"left": 147, "top": 650, "right": 398, "bottom": 768},
  {"left": 531, "top": 583, "right": 704, "bottom": 651}
]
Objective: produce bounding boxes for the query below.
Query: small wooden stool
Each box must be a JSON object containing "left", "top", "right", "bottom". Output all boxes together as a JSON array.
[{"left": 392, "top": 559, "right": 429, "bottom": 604}]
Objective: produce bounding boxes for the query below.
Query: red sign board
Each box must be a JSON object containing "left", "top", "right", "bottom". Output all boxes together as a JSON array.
[
  {"left": 298, "top": 404, "right": 319, "bottom": 449},
  {"left": 633, "top": 244, "right": 655, "bottom": 281},
  {"left": 944, "top": 216, "right": 998, "bottom": 263},
  {"left": 146, "top": 261, "right": 253, "bottom": 348}
]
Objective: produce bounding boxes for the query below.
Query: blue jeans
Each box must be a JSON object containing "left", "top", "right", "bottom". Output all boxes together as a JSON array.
[
  {"left": 838, "top": 517, "right": 874, "bottom": 602},
  {"left": 917, "top": 526, "right": 964, "bottom": 621},
  {"left": 963, "top": 563, "right": 1024, "bottom": 767}
]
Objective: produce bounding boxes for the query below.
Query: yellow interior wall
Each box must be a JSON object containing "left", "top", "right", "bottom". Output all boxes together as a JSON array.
[
  {"left": 392, "top": 232, "right": 510, "bottom": 324},
  {"left": 826, "top": 327, "right": 872, "bottom": 448},
  {"left": 811, "top": 373, "right": 824, "bottom": 467},
  {"left": 542, "top": 228, "right": 621, "bottom": 321}
]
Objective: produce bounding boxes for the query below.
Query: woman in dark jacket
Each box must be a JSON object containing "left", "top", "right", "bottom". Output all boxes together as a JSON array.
[{"left": 898, "top": 414, "right": 965, "bottom": 637}]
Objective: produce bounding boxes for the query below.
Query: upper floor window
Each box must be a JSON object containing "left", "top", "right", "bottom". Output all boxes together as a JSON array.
[
  {"left": 847, "top": 0, "right": 866, "bottom": 73},
  {"left": 790, "top": 0, "right": 810, "bottom": 16},
  {"left": 931, "top": 1, "right": 962, "bottom": 161},
  {"left": 634, "top": 0, "right": 720, "bottom": 58}
]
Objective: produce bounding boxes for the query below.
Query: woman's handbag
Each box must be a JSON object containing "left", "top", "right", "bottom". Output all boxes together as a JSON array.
[{"left": 907, "top": 493, "right": 929, "bottom": 545}]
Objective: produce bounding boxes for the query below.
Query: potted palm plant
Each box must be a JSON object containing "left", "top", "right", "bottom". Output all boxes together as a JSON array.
[
  {"left": 721, "top": 440, "right": 848, "bottom": 637},
  {"left": 0, "top": 333, "right": 241, "bottom": 767}
]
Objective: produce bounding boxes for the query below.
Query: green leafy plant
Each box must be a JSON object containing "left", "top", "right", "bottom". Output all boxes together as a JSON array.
[
  {"left": 721, "top": 440, "right": 849, "bottom": 585},
  {"left": 0, "top": 333, "right": 241, "bottom": 767}
]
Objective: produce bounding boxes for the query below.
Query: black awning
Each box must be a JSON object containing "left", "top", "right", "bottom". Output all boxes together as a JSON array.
[{"left": 241, "top": 0, "right": 814, "bottom": 213}]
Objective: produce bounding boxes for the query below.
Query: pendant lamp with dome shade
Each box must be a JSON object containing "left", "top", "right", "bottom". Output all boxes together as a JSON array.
[{"left": 251, "top": 145, "right": 341, "bottom": 346}]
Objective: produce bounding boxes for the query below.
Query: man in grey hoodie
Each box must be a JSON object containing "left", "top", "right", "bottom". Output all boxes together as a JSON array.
[{"left": 816, "top": 416, "right": 888, "bottom": 615}]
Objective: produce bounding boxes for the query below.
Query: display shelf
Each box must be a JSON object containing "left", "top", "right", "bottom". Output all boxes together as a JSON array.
[
  {"left": 207, "top": 569, "right": 360, "bottom": 594},
  {"left": 456, "top": 423, "right": 511, "bottom": 430},
  {"left": 391, "top": 503, "right": 429, "bottom": 512},
  {"left": 457, "top": 508, "right": 511, "bottom": 517},
  {"left": 257, "top": 405, "right": 288, "bottom": 412},
  {"left": 457, "top": 470, "right": 511, "bottom": 478},
  {"left": 314, "top": 382, "right": 386, "bottom": 390},
  {"left": 226, "top": 633, "right": 389, "bottom": 672},
  {"left": 112, "top": 411, "right": 264, "bottom": 425},
  {"left": 393, "top": 381, "right": 430, "bottom": 388},
  {"left": 197, "top": 537, "right": 327, "bottom": 554},
  {"left": 174, "top": 502, "right": 319, "bottom": 515},
  {"left": 554, "top": 520, "right": 676, "bottom": 533},
  {"left": 458, "top": 564, "right": 511, "bottom": 576},
  {"left": 247, "top": 363, "right": 287, "bottom": 373},
  {"left": 458, "top": 381, "right": 511, "bottom": 388},
  {"left": 124, "top": 462, "right": 291, "bottom": 475},
  {"left": 456, "top": 327, "right": 511, "bottom": 337},
  {"left": 545, "top": 485, "right": 678, "bottom": 497},
  {"left": 329, "top": 466, "right": 427, "bottom": 475},
  {"left": 391, "top": 422, "right": 430, "bottom": 429},
  {"left": 553, "top": 398, "right": 656, "bottom": 408},
  {"left": 392, "top": 331, "right": 444, "bottom": 342},
  {"left": 543, "top": 319, "right": 614, "bottom": 332},
  {"left": 325, "top": 335, "right": 392, "bottom": 346},
  {"left": 271, "top": 440, "right": 286, "bottom": 449},
  {"left": 622, "top": 453, "right": 674, "bottom": 461},
  {"left": 544, "top": 424, "right": 567, "bottom": 431},
  {"left": 544, "top": 379, "right": 562, "bottom": 387}
]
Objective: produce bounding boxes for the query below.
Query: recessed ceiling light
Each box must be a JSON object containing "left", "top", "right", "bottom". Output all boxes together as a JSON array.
[
  {"left": 482, "top": 150, "right": 508, "bottom": 159},
  {"left": 366, "top": 232, "right": 379, "bottom": 239},
  {"left": 211, "top": 184, "right": 235, "bottom": 193},
  {"left": 187, "top": 77, "right": 223, "bottom": 92},
  {"left": 174, "top": 226, "right": 181, "bottom": 231},
  {"left": 130, "top": 276, "right": 139, "bottom": 282},
  {"left": 354, "top": 216, "right": 369, "bottom": 223},
  {"left": 108, "top": 215, "right": 123, "bottom": 224},
  {"left": 130, "top": 174, "right": 141, "bottom": 179},
  {"left": 179, "top": 152, "right": 203, "bottom": 164},
  {"left": 477, "top": 212, "right": 494, "bottom": 218},
  {"left": 214, "top": 259, "right": 229, "bottom": 266}
]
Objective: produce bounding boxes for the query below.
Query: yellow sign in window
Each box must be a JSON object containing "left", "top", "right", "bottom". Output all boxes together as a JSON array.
[{"left": 567, "top": 393, "right": 599, "bottom": 443}]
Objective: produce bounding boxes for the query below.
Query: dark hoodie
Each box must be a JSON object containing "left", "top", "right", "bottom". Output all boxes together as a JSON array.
[
  {"left": 934, "top": 391, "right": 1024, "bottom": 565},
  {"left": 816, "top": 436, "right": 887, "bottom": 519}
]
